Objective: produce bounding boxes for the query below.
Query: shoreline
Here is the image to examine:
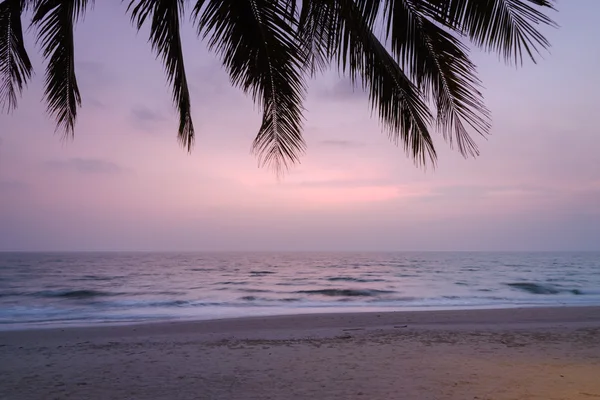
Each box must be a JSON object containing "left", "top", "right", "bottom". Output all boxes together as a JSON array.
[
  {"left": 2, "top": 305, "right": 599, "bottom": 339},
  {"left": 1, "top": 306, "right": 599, "bottom": 399},
  {"left": 2, "top": 302, "right": 599, "bottom": 333}
]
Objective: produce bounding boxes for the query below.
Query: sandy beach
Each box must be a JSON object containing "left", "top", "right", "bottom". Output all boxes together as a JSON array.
[{"left": 1, "top": 306, "right": 599, "bottom": 400}]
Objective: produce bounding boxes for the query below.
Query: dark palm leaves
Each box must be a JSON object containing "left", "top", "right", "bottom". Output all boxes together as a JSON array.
[
  {"left": 194, "top": 0, "right": 307, "bottom": 173},
  {"left": 380, "top": 0, "right": 490, "bottom": 156},
  {"left": 128, "top": 0, "right": 195, "bottom": 150},
  {"left": 303, "top": 0, "right": 436, "bottom": 164},
  {"left": 32, "top": 0, "right": 91, "bottom": 136},
  {"left": 0, "top": 0, "right": 556, "bottom": 172},
  {"left": 0, "top": 0, "right": 33, "bottom": 111},
  {"left": 417, "top": 0, "right": 557, "bottom": 64}
]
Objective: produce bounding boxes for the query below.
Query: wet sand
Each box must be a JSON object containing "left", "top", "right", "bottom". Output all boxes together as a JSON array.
[{"left": 1, "top": 306, "right": 599, "bottom": 400}]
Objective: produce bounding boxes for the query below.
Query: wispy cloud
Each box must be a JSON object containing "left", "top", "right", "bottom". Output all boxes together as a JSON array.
[
  {"left": 318, "top": 139, "right": 365, "bottom": 148},
  {"left": 77, "top": 61, "right": 105, "bottom": 73},
  {"left": 318, "top": 77, "right": 367, "bottom": 101},
  {"left": 77, "top": 61, "right": 118, "bottom": 88},
  {"left": 87, "top": 97, "right": 106, "bottom": 109},
  {"left": 189, "top": 63, "right": 247, "bottom": 107},
  {"left": 44, "top": 158, "right": 123, "bottom": 174},
  {"left": 130, "top": 105, "right": 168, "bottom": 132},
  {"left": 295, "top": 178, "right": 392, "bottom": 188},
  {"left": 0, "top": 180, "right": 28, "bottom": 193},
  {"left": 131, "top": 105, "right": 165, "bottom": 123},
  {"left": 429, "top": 184, "right": 559, "bottom": 199}
]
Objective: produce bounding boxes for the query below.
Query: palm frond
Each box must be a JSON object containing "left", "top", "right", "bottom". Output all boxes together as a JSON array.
[
  {"left": 194, "top": 0, "right": 307, "bottom": 174},
  {"left": 0, "top": 0, "right": 33, "bottom": 112},
  {"left": 21, "top": 0, "right": 38, "bottom": 9},
  {"left": 32, "top": 0, "right": 91, "bottom": 136},
  {"left": 381, "top": 0, "right": 490, "bottom": 157},
  {"left": 305, "top": 0, "right": 436, "bottom": 165},
  {"left": 417, "top": 0, "right": 557, "bottom": 65},
  {"left": 128, "top": 0, "right": 195, "bottom": 150},
  {"left": 297, "top": 0, "right": 331, "bottom": 75}
]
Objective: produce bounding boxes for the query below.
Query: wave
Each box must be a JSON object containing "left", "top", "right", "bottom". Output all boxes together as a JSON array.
[
  {"left": 240, "top": 296, "right": 262, "bottom": 301},
  {"left": 295, "top": 289, "right": 395, "bottom": 297},
  {"left": 104, "top": 299, "right": 225, "bottom": 308},
  {"left": 145, "top": 300, "right": 189, "bottom": 307},
  {"left": 239, "top": 288, "right": 272, "bottom": 293},
  {"left": 250, "top": 270, "right": 276, "bottom": 275},
  {"left": 367, "top": 296, "right": 416, "bottom": 303},
  {"left": 35, "top": 290, "right": 117, "bottom": 299},
  {"left": 327, "top": 277, "right": 385, "bottom": 283},
  {"left": 239, "top": 296, "right": 302, "bottom": 302},
  {"left": 506, "top": 283, "right": 582, "bottom": 295},
  {"left": 74, "top": 275, "right": 120, "bottom": 281}
]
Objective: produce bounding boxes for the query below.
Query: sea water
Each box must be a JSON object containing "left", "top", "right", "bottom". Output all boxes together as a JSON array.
[{"left": 0, "top": 252, "right": 599, "bottom": 329}]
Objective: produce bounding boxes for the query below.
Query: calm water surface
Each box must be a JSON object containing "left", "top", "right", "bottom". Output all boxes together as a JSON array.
[{"left": 0, "top": 252, "right": 599, "bottom": 329}]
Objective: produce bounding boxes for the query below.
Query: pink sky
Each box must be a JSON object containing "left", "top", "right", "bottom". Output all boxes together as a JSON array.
[{"left": 1, "top": 1, "right": 599, "bottom": 251}]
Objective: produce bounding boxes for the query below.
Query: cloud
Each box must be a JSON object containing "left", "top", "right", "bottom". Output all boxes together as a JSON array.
[
  {"left": 131, "top": 105, "right": 165, "bottom": 123},
  {"left": 189, "top": 63, "right": 247, "bottom": 106},
  {"left": 130, "top": 105, "right": 168, "bottom": 132},
  {"left": 192, "top": 63, "right": 229, "bottom": 92},
  {"left": 44, "top": 158, "right": 123, "bottom": 174},
  {"left": 298, "top": 185, "right": 401, "bottom": 204},
  {"left": 319, "top": 77, "right": 367, "bottom": 101},
  {"left": 0, "top": 180, "right": 28, "bottom": 193},
  {"left": 86, "top": 97, "right": 106, "bottom": 109},
  {"left": 295, "top": 178, "right": 391, "bottom": 188},
  {"left": 278, "top": 182, "right": 432, "bottom": 206},
  {"left": 430, "top": 184, "right": 559, "bottom": 199},
  {"left": 76, "top": 61, "right": 117, "bottom": 87},
  {"left": 78, "top": 61, "right": 104, "bottom": 72},
  {"left": 318, "top": 140, "right": 365, "bottom": 148}
]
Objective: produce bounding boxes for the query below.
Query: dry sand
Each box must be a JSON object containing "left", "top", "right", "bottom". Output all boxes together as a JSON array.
[{"left": 1, "top": 306, "right": 599, "bottom": 400}]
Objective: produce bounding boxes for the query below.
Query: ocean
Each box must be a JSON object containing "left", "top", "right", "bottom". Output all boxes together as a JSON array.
[{"left": 0, "top": 252, "right": 599, "bottom": 329}]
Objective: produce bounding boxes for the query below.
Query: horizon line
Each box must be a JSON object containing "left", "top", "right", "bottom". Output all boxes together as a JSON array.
[{"left": 1, "top": 250, "right": 598, "bottom": 253}]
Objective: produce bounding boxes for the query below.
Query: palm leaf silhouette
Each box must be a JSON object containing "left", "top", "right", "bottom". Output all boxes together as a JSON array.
[
  {"left": 0, "top": 0, "right": 556, "bottom": 173},
  {"left": 31, "top": 0, "right": 92, "bottom": 136},
  {"left": 194, "top": 0, "right": 307, "bottom": 174},
  {"left": 0, "top": 0, "right": 33, "bottom": 111},
  {"left": 128, "top": 0, "right": 195, "bottom": 150}
]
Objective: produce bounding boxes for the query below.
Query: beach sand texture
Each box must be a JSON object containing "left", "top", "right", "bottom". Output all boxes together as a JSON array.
[{"left": 1, "top": 307, "right": 599, "bottom": 400}]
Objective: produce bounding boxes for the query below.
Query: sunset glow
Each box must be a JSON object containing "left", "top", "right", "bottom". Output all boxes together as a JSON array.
[{"left": 1, "top": 1, "right": 599, "bottom": 251}]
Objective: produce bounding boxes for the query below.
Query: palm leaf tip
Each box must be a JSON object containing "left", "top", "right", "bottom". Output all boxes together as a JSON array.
[
  {"left": 421, "top": 0, "right": 558, "bottom": 65},
  {"left": 315, "top": 0, "right": 437, "bottom": 167},
  {"left": 0, "top": 0, "right": 33, "bottom": 112},
  {"left": 374, "top": 0, "right": 495, "bottom": 158},
  {"left": 425, "top": 21, "right": 491, "bottom": 157},
  {"left": 32, "top": 0, "right": 92, "bottom": 136},
  {"left": 194, "top": 0, "right": 307, "bottom": 173},
  {"left": 128, "top": 0, "right": 195, "bottom": 151}
]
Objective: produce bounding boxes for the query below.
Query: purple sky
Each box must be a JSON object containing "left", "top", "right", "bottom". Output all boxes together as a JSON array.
[{"left": 1, "top": 1, "right": 599, "bottom": 251}]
